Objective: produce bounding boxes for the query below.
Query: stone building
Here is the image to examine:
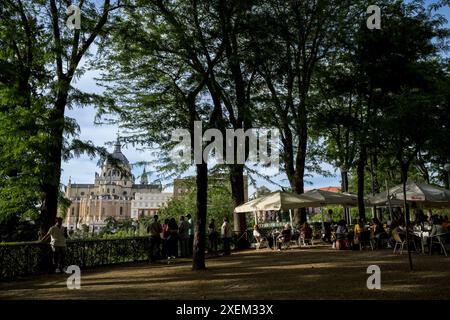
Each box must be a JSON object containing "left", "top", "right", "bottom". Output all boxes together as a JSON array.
[
  {"left": 64, "top": 138, "right": 162, "bottom": 232},
  {"left": 131, "top": 192, "right": 173, "bottom": 219}
]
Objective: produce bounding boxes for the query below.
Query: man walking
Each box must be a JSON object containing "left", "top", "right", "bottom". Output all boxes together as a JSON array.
[
  {"left": 147, "top": 215, "right": 162, "bottom": 262},
  {"left": 186, "top": 214, "right": 194, "bottom": 256},
  {"left": 41, "top": 217, "right": 67, "bottom": 273}
]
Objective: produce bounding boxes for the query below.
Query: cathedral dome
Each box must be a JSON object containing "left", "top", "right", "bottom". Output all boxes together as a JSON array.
[{"left": 105, "top": 137, "right": 130, "bottom": 166}]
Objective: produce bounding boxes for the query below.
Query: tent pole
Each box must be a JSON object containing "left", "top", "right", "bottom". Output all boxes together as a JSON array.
[
  {"left": 386, "top": 179, "right": 393, "bottom": 222},
  {"left": 321, "top": 207, "right": 324, "bottom": 230},
  {"left": 289, "top": 209, "right": 293, "bottom": 227}
]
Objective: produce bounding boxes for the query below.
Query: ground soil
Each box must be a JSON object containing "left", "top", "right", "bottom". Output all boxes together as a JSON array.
[{"left": 1, "top": 244, "right": 449, "bottom": 300}]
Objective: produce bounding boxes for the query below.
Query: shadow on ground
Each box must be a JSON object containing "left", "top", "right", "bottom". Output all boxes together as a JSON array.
[{"left": 1, "top": 244, "right": 449, "bottom": 299}]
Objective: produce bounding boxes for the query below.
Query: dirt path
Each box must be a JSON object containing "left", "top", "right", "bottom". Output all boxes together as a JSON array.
[{"left": 1, "top": 245, "right": 449, "bottom": 299}]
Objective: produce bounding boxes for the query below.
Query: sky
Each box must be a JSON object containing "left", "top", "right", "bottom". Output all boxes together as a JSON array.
[{"left": 61, "top": 2, "right": 450, "bottom": 196}]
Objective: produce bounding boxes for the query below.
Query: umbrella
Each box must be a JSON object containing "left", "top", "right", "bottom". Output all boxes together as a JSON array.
[
  {"left": 368, "top": 182, "right": 450, "bottom": 208},
  {"left": 234, "top": 191, "right": 318, "bottom": 213},
  {"left": 302, "top": 189, "right": 359, "bottom": 207}
]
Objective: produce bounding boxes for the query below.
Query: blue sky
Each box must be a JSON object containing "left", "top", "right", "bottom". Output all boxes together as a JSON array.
[{"left": 61, "top": 2, "right": 450, "bottom": 195}]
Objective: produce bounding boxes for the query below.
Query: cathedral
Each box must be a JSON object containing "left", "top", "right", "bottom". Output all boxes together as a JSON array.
[{"left": 64, "top": 138, "right": 167, "bottom": 232}]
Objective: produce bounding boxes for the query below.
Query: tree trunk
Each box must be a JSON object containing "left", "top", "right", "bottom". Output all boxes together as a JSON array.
[
  {"left": 357, "top": 148, "right": 366, "bottom": 220},
  {"left": 40, "top": 94, "right": 67, "bottom": 237},
  {"left": 341, "top": 170, "right": 349, "bottom": 193},
  {"left": 401, "top": 163, "right": 413, "bottom": 271},
  {"left": 341, "top": 169, "right": 350, "bottom": 223},
  {"left": 230, "top": 164, "right": 249, "bottom": 248},
  {"left": 192, "top": 162, "right": 208, "bottom": 270},
  {"left": 291, "top": 129, "right": 307, "bottom": 225}
]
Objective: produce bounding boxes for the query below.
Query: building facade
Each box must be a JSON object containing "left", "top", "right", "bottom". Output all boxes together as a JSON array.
[
  {"left": 64, "top": 139, "right": 163, "bottom": 232},
  {"left": 131, "top": 192, "right": 173, "bottom": 219}
]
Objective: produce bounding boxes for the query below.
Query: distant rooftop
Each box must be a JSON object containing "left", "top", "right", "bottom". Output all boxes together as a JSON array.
[
  {"left": 305, "top": 186, "right": 341, "bottom": 193},
  {"left": 69, "top": 184, "right": 95, "bottom": 188}
]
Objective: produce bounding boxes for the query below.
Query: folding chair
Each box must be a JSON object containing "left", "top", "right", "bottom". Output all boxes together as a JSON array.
[
  {"left": 255, "top": 236, "right": 269, "bottom": 250},
  {"left": 300, "top": 234, "right": 314, "bottom": 246},
  {"left": 429, "top": 233, "right": 448, "bottom": 256},
  {"left": 277, "top": 233, "right": 292, "bottom": 250},
  {"left": 393, "top": 230, "right": 416, "bottom": 254},
  {"left": 359, "top": 231, "right": 374, "bottom": 251}
]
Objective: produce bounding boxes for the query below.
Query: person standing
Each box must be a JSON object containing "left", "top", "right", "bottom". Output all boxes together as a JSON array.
[
  {"left": 41, "top": 217, "right": 67, "bottom": 273},
  {"left": 147, "top": 215, "right": 162, "bottom": 262},
  {"left": 178, "top": 216, "right": 190, "bottom": 258},
  {"left": 221, "top": 217, "right": 233, "bottom": 256},
  {"left": 160, "top": 218, "right": 170, "bottom": 259},
  {"left": 208, "top": 218, "right": 218, "bottom": 256},
  {"left": 167, "top": 218, "right": 179, "bottom": 261},
  {"left": 323, "top": 209, "right": 333, "bottom": 243},
  {"left": 187, "top": 214, "right": 194, "bottom": 256}
]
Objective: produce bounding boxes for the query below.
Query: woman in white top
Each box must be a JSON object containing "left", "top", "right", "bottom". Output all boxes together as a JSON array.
[
  {"left": 253, "top": 225, "right": 263, "bottom": 249},
  {"left": 221, "top": 217, "right": 232, "bottom": 255}
]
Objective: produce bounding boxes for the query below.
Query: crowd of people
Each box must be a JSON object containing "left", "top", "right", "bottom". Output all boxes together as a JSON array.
[
  {"left": 252, "top": 221, "right": 314, "bottom": 251},
  {"left": 39, "top": 214, "right": 236, "bottom": 273},
  {"left": 39, "top": 207, "right": 449, "bottom": 273},
  {"left": 147, "top": 215, "right": 234, "bottom": 263},
  {"left": 327, "top": 209, "right": 450, "bottom": 253},
  {"left": 251, "top": 208, "right": 450, "bottom": 255}
]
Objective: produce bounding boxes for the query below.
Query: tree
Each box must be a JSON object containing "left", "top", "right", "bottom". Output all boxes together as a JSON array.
[
  {"left": 250, "top": 0, "right": 363, "bottom": 224},
  {"left": 96, "top": 0, "right": 225, "bottom": 270},
  {"left": 158, "top": 175, "right": 234, "bottom": 225},
  {"left": 0, "top": 0, "right": 125, "bottom": 238},
  {"left": 362, "top": 1, "right": 449, "bottom": 269}
]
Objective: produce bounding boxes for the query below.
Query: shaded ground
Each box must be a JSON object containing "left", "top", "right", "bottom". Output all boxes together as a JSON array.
[{"left": 1, "top": 244, "right": 449, "bottom": 300}]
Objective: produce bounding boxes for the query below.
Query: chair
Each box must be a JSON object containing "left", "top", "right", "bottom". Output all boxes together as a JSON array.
[
  {"left": 429, "top": 233, "right": 448, "bottom": 256},
  {"left": 277, "top": 232, "right": 292, "bottom": 250},
  {"left": 255, "top": 235, "right": 269, "bottom": 250},
  {"left": 299, "top": 230, "right": 314, "bottom": 246},
  {"left": 392, "top": 230, "right": 417, "bottom": 254},
  {"left": 359, "top": 231, "right": 374, "bottom": 251}
]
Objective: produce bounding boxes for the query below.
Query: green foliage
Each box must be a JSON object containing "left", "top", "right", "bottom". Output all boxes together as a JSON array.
[
  {"left": 158, "top": 177, "right": 235, "bottom": 225},
  {"left": 0, "top": 0, "right": 125, "bottom": 238}
]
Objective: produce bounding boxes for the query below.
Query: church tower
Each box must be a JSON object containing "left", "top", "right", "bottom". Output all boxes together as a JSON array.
[{"left": 140, "top": 168, "right": 149, "bottom": 185}]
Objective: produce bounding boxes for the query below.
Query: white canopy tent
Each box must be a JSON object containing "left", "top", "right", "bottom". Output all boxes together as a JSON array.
[
  {"left": 302, "top": 189, "right": 359, "bottom": 207},
  {"left": 234, "top": 189, "right": 360, "bottom": 227},
  {"left": 234, "top": 191, "right": 318, "bottom": 213},
  {"left": 368, "top": 182, "right": 450, "bottom": 208}
]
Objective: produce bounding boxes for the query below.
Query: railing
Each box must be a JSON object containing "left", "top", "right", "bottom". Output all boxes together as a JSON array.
[{"left": 0, "top": 237, "right": 150, "bottom": 281}]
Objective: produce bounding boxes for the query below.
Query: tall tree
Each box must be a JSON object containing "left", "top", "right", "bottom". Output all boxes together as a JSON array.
[
  {"left": 96, "top": 0, "right": 225, "bottom": 270},
  {"left": 1, "top": 0, "right": 124, "bottom": 236},
  {"left": 251, "top": 0, "right": 361, "bottom": 223}
]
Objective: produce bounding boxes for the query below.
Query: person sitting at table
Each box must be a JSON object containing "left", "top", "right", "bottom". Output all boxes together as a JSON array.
[
  {"left": 395, "top": 222, "right": 406, "bottom": 241},
  {"left": 371, "top": 217, "right": 386, "bottom": 248},
  {"left": 300, "top": 222, "right": 313, "bottom": 245},
  {"left": 334, "top": 220, "right": 348, "bottom": 250},
  {"left": 429, "top": 216, "right": 446, "bottom": 254},
  {"left": 414, "top": 209, "right": 427, "bottom": 226},
  {"left": 336, "top": 220, "right": 348, "bottom": 238},
  {"left": 353, "top": 219, "right": 365, "bottom": 244},
  {"left": 277, "top": 224, "right": 292, "bottom": 251}
]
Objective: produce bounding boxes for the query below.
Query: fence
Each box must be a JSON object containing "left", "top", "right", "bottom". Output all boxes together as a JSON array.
[
  {"left": 0, "top": 232, "right": 255, "bottom": 281},
  {"left": 0, "top": 237, "right": 150, "bottom": 281}
]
